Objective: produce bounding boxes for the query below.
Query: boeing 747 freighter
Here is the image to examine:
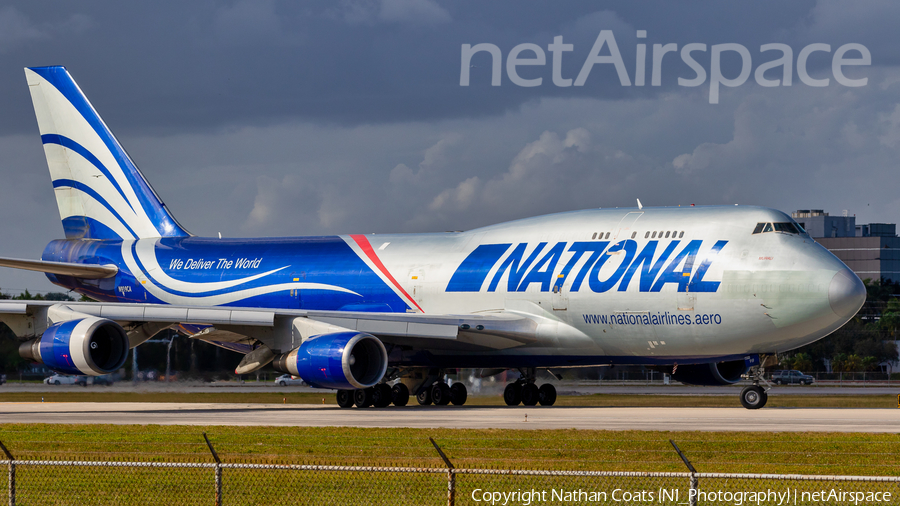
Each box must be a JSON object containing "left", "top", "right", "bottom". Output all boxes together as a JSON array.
[{"left": 0, "top": 66, "right": 866, "bottom": 409}]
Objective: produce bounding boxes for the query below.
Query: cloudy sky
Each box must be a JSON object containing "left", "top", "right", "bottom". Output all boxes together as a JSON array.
[{"left": 0, "top": 0, "right": 898, "bottom": 294}]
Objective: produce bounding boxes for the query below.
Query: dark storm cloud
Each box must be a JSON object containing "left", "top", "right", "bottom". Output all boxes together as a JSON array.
[
  {"left": 0, "top": 0, "right": 898, "bottom": 294},
  {"left": 0, "top": 0, "right": 858, "bottom": 137}
]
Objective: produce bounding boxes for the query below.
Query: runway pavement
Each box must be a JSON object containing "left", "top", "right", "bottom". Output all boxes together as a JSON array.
[{"left": 1, "top": 402, "right": 897, "bottom": 432}]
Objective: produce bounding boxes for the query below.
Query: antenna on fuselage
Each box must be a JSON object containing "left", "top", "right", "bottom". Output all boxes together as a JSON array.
[{"left": 636, "top": 199, "right": 643, "bottom": 210}]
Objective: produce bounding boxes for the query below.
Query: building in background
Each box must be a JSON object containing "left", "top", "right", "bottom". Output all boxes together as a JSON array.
[{"left": 793, "top": 210, "right": 900, "bottom": 283}]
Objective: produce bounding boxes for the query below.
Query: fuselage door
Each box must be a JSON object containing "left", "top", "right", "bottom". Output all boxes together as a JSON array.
[
  {"left": 289, "top": 271, "right": 301, "bottom": 309},
  {"left": 612, "top": 212, "right": 643, "bottom": 242},
  {"left": 551, "top": 273, "right": 568, "bottom": 310}
]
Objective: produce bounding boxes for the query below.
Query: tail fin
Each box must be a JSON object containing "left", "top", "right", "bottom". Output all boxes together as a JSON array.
[{"left": 25, "top": 66, "right": 190, "bottom": 240}]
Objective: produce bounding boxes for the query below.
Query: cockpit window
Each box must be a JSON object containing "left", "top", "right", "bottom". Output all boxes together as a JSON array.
[
  {"left": 773, "top": 222, "right": 801, "bottom": 234},
  {"left": 753, "top": 222, "right": 803, "bottom": 235}
]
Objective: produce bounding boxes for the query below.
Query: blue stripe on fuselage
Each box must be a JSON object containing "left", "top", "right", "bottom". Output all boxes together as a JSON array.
[{"left": 42, "top": 236, "right": 412, "bottom": 312}]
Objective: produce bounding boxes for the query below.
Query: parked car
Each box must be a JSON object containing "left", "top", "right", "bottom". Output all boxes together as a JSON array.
[
  {"left": 274, "top": 374, "right": 305, "bottom": 386},
  {"left": 89, "top": 375, "right": 114, "bottom": 386},
  {"left": 44, "top": 374, "right": 86, "bottom": 386},
  {"left": 771, "top": 370, "right": 815, "bottom": 385}
]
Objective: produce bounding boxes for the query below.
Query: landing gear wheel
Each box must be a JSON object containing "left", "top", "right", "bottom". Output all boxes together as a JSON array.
[
  {"left": 354, "top": 388, "right": 373, "bottom": 408},
  {"left": 336, "top": 389, "right": 354, "bottom": 408},
  {"left": 372, "top": 384, "right": 393, "bottom": 408},
  {"left": 740, "top": 385, "right": 767, "bottom": 409},
  {"left": 416, "top": 387, "right": 433, "bottom": 405},
  {"left": 432, "top": 383, "right": 451, "bottom": 405},
  {"left": 449, "top": 383, "right": 468, "bottom": 406},
  {"left": 503, "top": 383, "right": 522, "bottom": 406},
  {"left": 538, "top": 384, "right": 557, "bottom": 406},
  {"left": 391, "top": 383, "right": 410, "bottom": 406},
  {"left": 521, "top": 383, "right": 540, "bottom": 406}
]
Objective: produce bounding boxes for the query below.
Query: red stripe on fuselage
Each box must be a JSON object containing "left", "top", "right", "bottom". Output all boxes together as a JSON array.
[{"left": 349, "top": 234, "right": 424, "bottom": 313}]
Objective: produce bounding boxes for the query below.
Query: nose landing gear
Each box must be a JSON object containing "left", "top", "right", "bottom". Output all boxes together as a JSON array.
[
  {"left": 740, "top": 356, "right": 774, "bottom": 409},
  {"left": 740, "top": 385, "right": 767, "bottom": 409}
]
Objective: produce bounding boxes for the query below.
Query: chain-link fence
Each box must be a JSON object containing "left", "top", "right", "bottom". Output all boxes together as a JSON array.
[{"left": 2, "top": 437, "right": 899, "bottom": 505}]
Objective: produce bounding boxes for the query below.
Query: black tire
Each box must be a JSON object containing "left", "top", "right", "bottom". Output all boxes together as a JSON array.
[
  {"left": 391, "top": 383, "right": 410, "bottom": 406},
  {"left": 449, "top": 383, "right": 468, "bottom": 406},
  {"left": 336, "top": 389, "right": 354, "bottom": 408},
  {"left": 354, "top": 387, "right": 373, "bottom": 408},
  {"left": 521, "top": 384, "right": 540, "bottom": 406},
  {"left": 774, "top": 379, "right": 781, "bottom": 385},
  {"left": 538, "top": 384, "right": 557, "bottom": 406},
  {"left": 278, "top": 381, "right": 286, "bottom": 386},
  {"left": 416, "top": 386, "right": 432, "bottom": 405},
  {"left": 503, "top": 383, "right": 522, "bottom": 406},
  {"left": 53, "top": 380, "right": 60, "bottom": 385},
  {"left": 372, "top": 384, "right": 393, "bottom": 407},
  {"left": 432, "top": 383, "right": 451, "bottom": 406},
  {"left": 740, "top": 385, "right": 766, "bottom": 409}
]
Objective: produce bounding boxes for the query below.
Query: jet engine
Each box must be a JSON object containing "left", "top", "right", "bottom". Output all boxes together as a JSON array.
[
  {"left": 272, "top": 331, "right": 387, "bottom": 390},
  {"left": 671, "top": 359, "right": 749, "bottom": 386},
  {"left": 19, "top": 317, "right": 129, "bottom": 376}
]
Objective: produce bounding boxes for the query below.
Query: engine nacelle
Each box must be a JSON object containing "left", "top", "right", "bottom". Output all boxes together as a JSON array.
[
  {"left": 19, "top": 317, "right": 129, "bottom": 376},
  {"left": 671, "top": 359, "right": 749, "bottom": 386},
  {"left": 272, "top": 332, "right": 387, "bottom": 390}
]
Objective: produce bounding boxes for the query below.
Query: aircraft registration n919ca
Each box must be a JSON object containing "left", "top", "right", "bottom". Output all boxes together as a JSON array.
[{"left": 0, "top": 66, "right": 866, "bottom": 410}]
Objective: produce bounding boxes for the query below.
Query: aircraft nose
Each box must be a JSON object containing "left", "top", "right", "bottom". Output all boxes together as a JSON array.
[{"left": 828, "top": 268, "right": 866, "bottom": 319}]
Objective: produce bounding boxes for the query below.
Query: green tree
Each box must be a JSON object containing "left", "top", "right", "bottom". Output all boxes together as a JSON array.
[
  {"left": 831, "top": 353, "right": 847, "bottom": 372},
  {"left": 844, "top": 354, "right": 863, "bottom": 372},
  {"left": 861, "top": 356, "right": 879, "bottom": 371},
  {"left": 792, "top": 353, "right": 813, "bottom": 372}
]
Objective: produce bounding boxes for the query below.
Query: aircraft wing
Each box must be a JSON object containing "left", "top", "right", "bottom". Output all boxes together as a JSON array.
[{"left": 0, "top": 300, "right": 543, "bottom": 352}]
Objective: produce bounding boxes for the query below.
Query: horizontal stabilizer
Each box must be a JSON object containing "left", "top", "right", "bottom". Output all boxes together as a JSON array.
[{"left": 0, "top": 256, "right": 118, "bottom": 279}]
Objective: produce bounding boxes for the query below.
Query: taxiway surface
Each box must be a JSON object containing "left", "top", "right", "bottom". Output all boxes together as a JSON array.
[{"left": 1, "top": 402, "right": 897, "bottom": 432}]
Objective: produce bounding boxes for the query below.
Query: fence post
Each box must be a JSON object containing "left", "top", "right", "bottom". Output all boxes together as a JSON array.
[
  {"left": 669, "top": 440, "right": 697, "bottom": 506},
  {"left": 0, "top": 440, "right": 14, "bottom": 506},
  {"left": 429, "top": 437, "right": 455, "bottom": 506},
  {"left": 203, "top": 433, "right": 222, "bottom": 506}
]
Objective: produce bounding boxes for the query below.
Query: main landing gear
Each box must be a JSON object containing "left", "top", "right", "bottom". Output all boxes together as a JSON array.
[
  {"left": 415, "top": 381, "right": 468, "bottom": 406},
  {"left": 503, "top": 368, "right": 557, "bottom": 406},
  {"left": 337, "top": 383, "right": 412, "bottom": 408},
  {"left": 336, "top": 378, "right": 467, "bottom": 408}
]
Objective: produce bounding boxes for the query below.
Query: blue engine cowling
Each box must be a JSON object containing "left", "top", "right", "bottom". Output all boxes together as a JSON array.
[
  {"left": 272, "top": 332, "right": 387, "bottom": 390},
  {"left": 671, "top": 359, "right": 749, "bottom": 386},
  {"left": 21, "top": 318, "right": 129, "bottom": 376}
]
